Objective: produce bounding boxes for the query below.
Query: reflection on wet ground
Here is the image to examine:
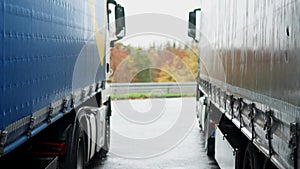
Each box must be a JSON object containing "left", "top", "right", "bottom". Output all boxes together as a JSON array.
[{"left": 88, "top": 98, "right": 220, "bottom": 169}]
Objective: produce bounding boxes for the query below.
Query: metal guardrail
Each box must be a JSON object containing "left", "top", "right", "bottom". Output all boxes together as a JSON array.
[{"left": 109, "top": 82, "right": 197, "bottom": 94}]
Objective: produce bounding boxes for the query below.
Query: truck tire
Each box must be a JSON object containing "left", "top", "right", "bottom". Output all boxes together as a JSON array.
[
  {"left": 203, "top": 103, "right": 210, "bottom": 152},
  {"left": 61, "top": 120, "right": 87, "bottom": 169},
  {"left": 206, "top": 136, "right": 215, "bottom": 157},
  {"left": 243, "top": 143, "right": 262, "bottom": 169},
  {"left": 76, "top": 131, "right": 87, "bottom": 169}
]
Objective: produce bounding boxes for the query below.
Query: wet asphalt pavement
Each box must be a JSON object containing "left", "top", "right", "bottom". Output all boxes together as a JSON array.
[{"left": 88, "top": 97, "right": 220, "bottom": 169}]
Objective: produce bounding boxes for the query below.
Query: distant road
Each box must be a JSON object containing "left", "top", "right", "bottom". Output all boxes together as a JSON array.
[{"left": 109, "top": 82, "right": 197, "bottom": 94}]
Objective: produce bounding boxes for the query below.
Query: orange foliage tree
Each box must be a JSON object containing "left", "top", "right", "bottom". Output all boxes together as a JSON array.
[{"left": 110, "top": 42, "right": 198, "bottom": 83}]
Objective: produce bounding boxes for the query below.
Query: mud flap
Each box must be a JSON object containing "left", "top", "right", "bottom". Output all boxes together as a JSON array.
[{"left": 207, "top": 136, "right": 215, "bottom": 157}]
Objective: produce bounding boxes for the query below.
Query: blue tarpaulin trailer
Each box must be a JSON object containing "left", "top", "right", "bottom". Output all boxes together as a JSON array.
[{"left": 0, "top": 0, "right": 125, "bottom": 168}]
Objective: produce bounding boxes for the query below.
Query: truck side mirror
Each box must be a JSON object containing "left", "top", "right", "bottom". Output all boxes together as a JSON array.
[
  {"left": 188, "top": 11, "right": 196, "bottom": 39},
  {"left": 115, "top": 4, "right": 125, "bottom": 39}
]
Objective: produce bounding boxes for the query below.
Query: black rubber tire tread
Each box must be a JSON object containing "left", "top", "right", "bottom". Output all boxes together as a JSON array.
[{"left": 60, "top": 120, "right": 87, "bottom": 169}]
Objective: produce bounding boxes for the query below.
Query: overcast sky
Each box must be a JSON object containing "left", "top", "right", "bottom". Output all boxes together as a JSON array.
[
  {"left": 115, "top": 0, "right": 201, "bottom": 48},
  {"left": 117, "top": 0, "right": 200, "bottom": 21}
]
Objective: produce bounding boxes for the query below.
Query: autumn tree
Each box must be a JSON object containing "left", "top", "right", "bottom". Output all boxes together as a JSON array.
[{"left": 110, "top": 41, "right": 198, "bottom": 83}]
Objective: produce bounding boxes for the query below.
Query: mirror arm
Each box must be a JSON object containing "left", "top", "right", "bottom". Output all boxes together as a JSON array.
[
  {"left": 108, "top": 0, "right": 117, "bottom": 5},
  {"left": 194, "top": 8, "right": 201, "bottom": 12},
  {"left": 110, "top": 37, "right": 123, "bottom": 48}
]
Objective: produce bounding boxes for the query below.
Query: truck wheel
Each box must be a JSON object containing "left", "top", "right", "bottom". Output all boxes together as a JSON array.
[
  {"left": 61, "top": 120, "right": 87, "bottom": 169},
  {"left": 76, "top": 131, "right": 86, "bottom": 169},
  {"left": 243, "top": 143, "right": 261, "bottom": 169},
  {"left": 203, "top": 104, "right": 210, "bottom": 150},
  {"left": 206, "top": 136, "right": 215, "bottom": 157}
]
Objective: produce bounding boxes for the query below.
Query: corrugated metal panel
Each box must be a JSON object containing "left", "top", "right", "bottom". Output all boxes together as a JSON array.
[
  {"left": 198, "top": 0, "right": 300, "bottom": 168},
  {"left": 199, "top": 0, "right": 300, "bottom": 107}
]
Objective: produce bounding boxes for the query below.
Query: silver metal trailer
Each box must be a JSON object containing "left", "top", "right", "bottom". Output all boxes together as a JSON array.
[{"left": 188, "top": 0, "right": 300, "bottom": 168}]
